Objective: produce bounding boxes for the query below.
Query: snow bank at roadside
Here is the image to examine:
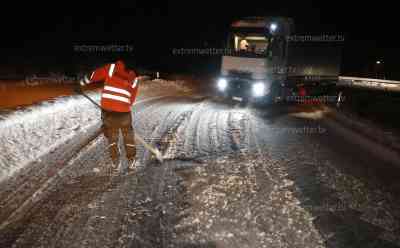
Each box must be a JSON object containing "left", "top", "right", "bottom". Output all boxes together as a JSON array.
[{"left": 0, "top": 93, "right": 101, "bottom": 181}]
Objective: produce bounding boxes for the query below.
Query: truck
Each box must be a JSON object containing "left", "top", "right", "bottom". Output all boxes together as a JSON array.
[{"left": 216, "top": 16, "right": 342, "bottom": 104}]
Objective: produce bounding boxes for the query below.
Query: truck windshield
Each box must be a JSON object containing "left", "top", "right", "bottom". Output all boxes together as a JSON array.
[{"left": 230, "top": 34, "right": 270, "bottom": 58}]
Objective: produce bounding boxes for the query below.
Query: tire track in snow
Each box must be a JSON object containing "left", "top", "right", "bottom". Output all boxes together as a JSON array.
[
  {"left": 227, "top": 110, "right": 251, "bottom": 155},
  {"left": 0, "top": 125, "right": 102, "bottom": 232}
]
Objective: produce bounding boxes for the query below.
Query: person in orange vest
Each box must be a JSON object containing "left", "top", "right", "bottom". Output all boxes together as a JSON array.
[{"left": 79, "top": 60, "right": 139, "bottom": 170}]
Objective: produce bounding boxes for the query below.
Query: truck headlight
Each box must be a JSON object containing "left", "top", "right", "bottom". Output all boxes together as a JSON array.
[
  {"left": 270, "top": 23, "right": 278, "bottom": 32},
  {"left": 252, "top": 82, "right": 266, "bottom": 97},
  {"left": 217, "top": 78, "right": 228, "bottom": 91}
]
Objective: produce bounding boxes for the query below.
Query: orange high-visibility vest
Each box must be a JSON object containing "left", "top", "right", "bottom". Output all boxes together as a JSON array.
[{"left": 82, "top": 60, "right": 139, "bottom": 112}]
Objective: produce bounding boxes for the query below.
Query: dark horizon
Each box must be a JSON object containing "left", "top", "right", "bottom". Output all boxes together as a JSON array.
[{"left": 1, "top": 1, "right": 399, "bottom": 79}]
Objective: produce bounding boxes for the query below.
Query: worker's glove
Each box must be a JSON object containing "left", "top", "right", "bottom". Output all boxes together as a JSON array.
[
  {"left": 79, "top": 75, "right": 90, "bottom": 86},
  {"left": 132, "top": 78, "right": 139, "bottom": 88}
]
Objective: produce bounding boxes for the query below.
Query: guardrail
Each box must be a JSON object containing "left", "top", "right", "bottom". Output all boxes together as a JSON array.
[{"left": 338, "top": 76, "right": 400, "bottom": 92}]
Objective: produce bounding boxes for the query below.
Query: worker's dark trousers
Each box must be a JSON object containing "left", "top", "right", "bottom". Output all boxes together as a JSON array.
[{"left": 101, "top": 110, "right": 136, "bottom": 165}]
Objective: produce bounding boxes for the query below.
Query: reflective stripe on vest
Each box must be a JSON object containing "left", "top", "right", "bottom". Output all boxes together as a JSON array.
[
  {"left": 108, "top": 64, "right": 115, "bottom": 77},
  {"left": 102, "top": 93, "right": 130, "bottom": 103},
  {"left": 104, "top": 85, "right": 131, "bottom": 97}
]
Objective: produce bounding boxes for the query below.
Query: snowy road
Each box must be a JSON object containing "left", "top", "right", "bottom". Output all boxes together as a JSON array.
[{"left": 1, "top": 83, "right": 400, "bottom": 247}]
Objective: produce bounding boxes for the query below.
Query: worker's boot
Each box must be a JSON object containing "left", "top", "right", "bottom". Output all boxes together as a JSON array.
[
  {"left": 127, "top": 154, "right": 137, "bottom": 173},
  {"left": 107, "top": 143, "right": 120, "bottom": 173},
  {"left": 127, "top": 158, "right": 137, "bottom": 173},
  {"left": 126, "top": 144, "right": 137, "bottom": 172}
]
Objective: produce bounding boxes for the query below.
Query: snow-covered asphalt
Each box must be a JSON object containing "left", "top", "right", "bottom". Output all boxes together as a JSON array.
[{"left": 1, "top": 82, "right": 400, "bottom": 247}]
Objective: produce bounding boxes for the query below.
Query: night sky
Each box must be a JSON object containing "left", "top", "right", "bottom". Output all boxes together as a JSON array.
[{"left": 1, "top": 1, "right": 399, "bottom": 78}]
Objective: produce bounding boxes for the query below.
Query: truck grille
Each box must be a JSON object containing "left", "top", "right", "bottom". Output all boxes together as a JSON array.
[{"left": 228, "top": 79, "right": 252, "bottom": 97}]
